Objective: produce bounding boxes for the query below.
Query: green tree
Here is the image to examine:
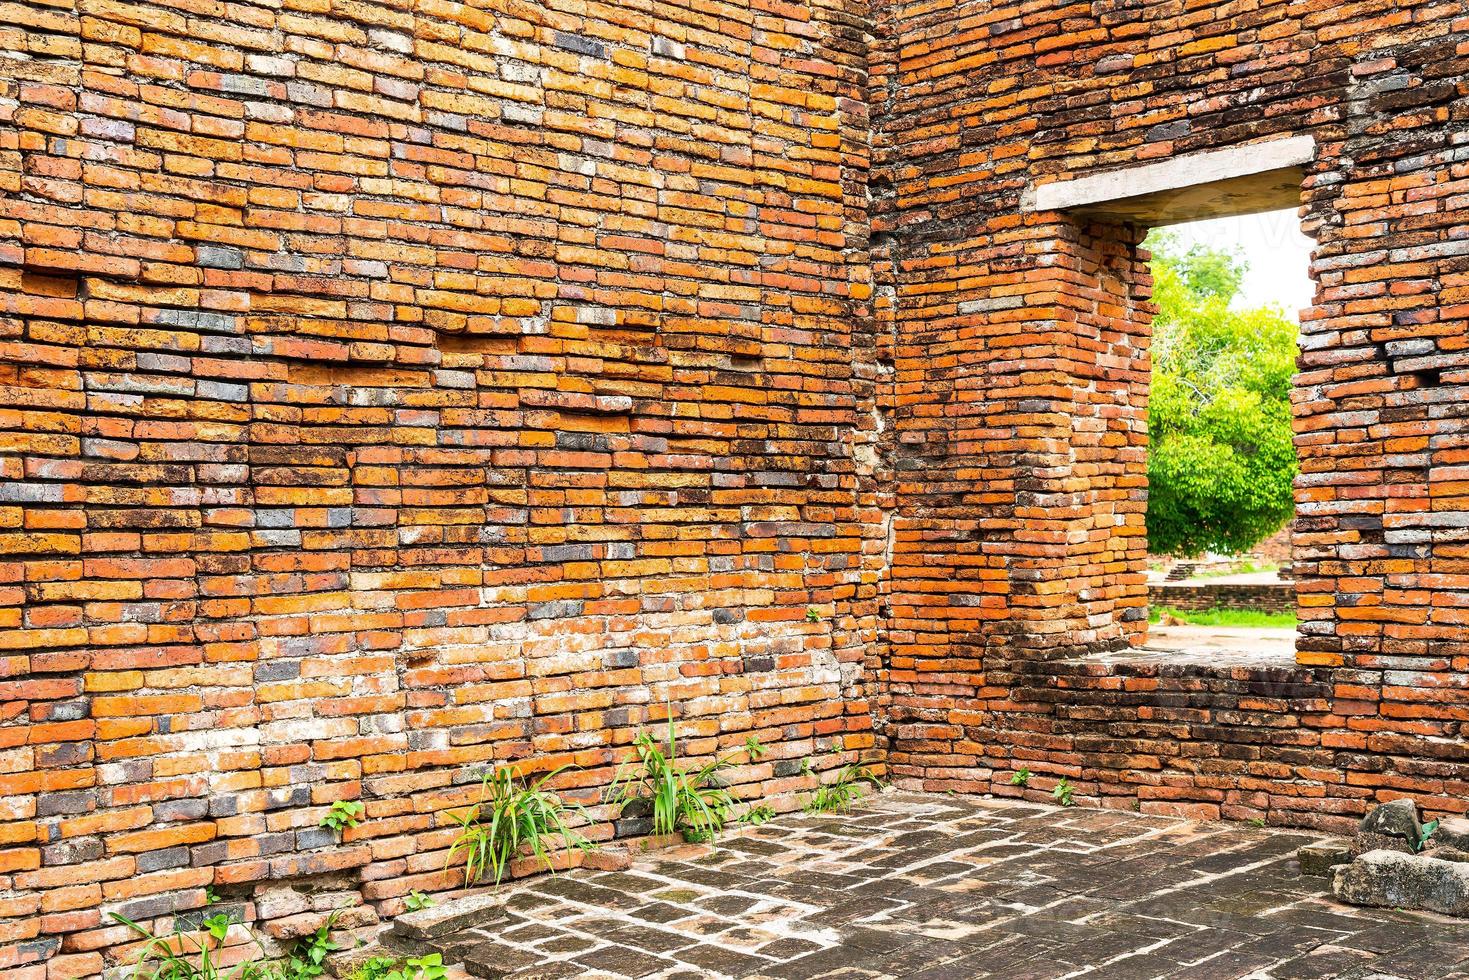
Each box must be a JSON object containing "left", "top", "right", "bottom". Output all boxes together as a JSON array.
[{"left": 1145, "top": 233, "right": 1299, "bottom": 557}]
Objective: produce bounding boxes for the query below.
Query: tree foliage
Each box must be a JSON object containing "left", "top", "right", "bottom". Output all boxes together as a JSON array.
[{"left": 1145, "top": 233, "right": 1299, "bottom": 557}]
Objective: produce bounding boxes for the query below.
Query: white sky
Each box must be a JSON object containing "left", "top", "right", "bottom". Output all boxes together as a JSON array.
[{"left": 1164, "top": 208, "right": 1315, "bottom": 315}]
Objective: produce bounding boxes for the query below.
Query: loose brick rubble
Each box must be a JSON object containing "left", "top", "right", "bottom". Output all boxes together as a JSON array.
[{"left": 1, "top": 0, "right": 1467, "bottom": 974}]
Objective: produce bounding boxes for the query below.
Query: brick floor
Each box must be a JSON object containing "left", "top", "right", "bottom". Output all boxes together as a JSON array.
[{"left": 407, "top": 793, "right": 1469, "bottom": 980}]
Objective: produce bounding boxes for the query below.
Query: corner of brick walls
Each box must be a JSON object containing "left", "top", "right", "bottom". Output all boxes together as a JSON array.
[{"left": 6, "top": 0, "right": 1469, "bottom": 973}]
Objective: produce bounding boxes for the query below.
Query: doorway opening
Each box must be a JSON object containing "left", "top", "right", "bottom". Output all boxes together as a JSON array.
[
  {"left": 1140, "top": 209, "right": 1312, "bottom": 659},
  {"left": 1024, "top": 135, "right": 1319, "bottom": 661}
]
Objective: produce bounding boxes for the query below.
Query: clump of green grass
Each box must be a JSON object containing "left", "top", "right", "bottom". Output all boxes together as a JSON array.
[
  {"left": 1149, "top": 606, "right": 1296, "bottom": 628},
  {"left": 607, "top": 717, "right": 766, "bottom": 843},
  {"left": 806, "top": 760, "right": 883, "bottom": 814},
  {"left": 447, "top": 765, "right": 589, "bottom": 887}
]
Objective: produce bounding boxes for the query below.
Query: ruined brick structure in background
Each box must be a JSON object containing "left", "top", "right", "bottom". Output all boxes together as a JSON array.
[
  {"left": 1147, "top": 583, "right": 1297, "bottom": 616},
  {"left": 1, "top": 0, "right": 1467, "bottom": 974}
]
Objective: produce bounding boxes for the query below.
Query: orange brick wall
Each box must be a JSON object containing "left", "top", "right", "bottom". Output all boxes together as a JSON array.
[
  {"left": 0, "top": 0, "right": 878, "bottom": 974},
  {"left": 5, "top": 0, "right": 1469, "bottom": 973},
  {"left": 874, "top": 0, "right": 1469, "bottom": 825}
]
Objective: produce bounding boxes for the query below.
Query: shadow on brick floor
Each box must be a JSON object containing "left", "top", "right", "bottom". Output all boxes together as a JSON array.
[{"left": 378, "top": 792, "right": 1469, "bottom": 979}]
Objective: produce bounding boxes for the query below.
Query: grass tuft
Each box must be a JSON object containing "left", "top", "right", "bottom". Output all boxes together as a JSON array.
[
  {"left": 447, "top": 765, "right": 589, "bottom": 887},
  {"left": 1149, "top": 606, "right": 1296, "bottom": 628}
]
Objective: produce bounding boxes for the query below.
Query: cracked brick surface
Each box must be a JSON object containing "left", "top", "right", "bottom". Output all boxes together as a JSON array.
[{"left": 411, "top": 794, "right": 1469, "bottom": 980}]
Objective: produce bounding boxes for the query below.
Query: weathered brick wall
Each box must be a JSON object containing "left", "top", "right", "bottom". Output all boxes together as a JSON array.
[
  {"left": 6, "top": 0, "right": 1469, "bottom": 972},
  {"left": 0, "top": 0, "right": 877, "bottom": 974},
  {"left": 873, "top": 0, "right": 1469, "bottom": 823},
  {"left": 1149, "top": 583, "right": 1296, "bottom": 616},
  {"left": 1001, "top": 655, "right": 1335, "bottom": 824}
]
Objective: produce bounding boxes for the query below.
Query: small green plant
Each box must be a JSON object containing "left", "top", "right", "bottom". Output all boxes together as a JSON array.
[
  {"left": 403, "top": 890, "right": 434, "bottom": 912},
  {"left": 1010, "top": 767, "right": 1030, "bottom": 787},
  {"left": 280, "top": 915, "right": 340, "bottom": 980},
  {"left": 607, "top": 716, "right": 765, "bottom": 844},
  {"left": 806, "top": 760, "right": 883, "bottom": 814},
  {"left": 111, "top": 910, "right": 349, "bottom": 980},
  {"left": 202, "top": 913, "right": 232, "bottom": 943},
  {"left": 1413, "top": 818, "right": 1440, "bottom": 854},
  {"left": 1248, "top": 817, "right": 1266, "bottom": 828},
  {"left": 320, "top": 800, "right": 365, "bottom": 833},
  {"left": 394, "top": 954, "right": 448, "bottom": 980},
  {"left": 447, "top": 765, "right": 589, "bottom": 887},
  {"left": 350, "top": 957, "right": 401, "bottom": 980},
  {"left": 805, "top": 606, "right": 822, "bottom": 622},
  {"left": 350, "top": 954, "right": 447, "bottom": 980},
  {"left": 740, "top": 805, "right": 777, "bottom": 825},
  {"left": 1052, "top": 778, "right": 1075, "bottom": 807},
  {"left": 205, "top": 885, "right": 221, "bottom": 905},
  {"left": 111, "top": 912, "right": 275, "bottom": 980}
]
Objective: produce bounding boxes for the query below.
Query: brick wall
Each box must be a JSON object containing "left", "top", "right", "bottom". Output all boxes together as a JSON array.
[
  {"left": 1149, "top": 583, "right": 1296, "bottom": 616},
  {"left": 874, "top": 0, "right": 1469, "bottom": 825},
  {"left": 1000, "top": 654, "right": 1335, "bottom": 824},
  {"left": 5, "top": 0, "right": 1469, "bottom": 973},
  {"left": 0, "top": 0, "right": 878, "bottom": 974}
]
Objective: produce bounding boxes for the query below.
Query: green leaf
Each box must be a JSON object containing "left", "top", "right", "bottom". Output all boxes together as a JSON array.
[{"left": 1416, "top": 818, "right": 1440, "bottom": 853}]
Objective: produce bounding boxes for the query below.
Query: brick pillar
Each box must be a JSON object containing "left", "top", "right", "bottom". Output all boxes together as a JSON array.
[
  {"left": 1295, "top": 36, "right": 1469, "bottom": 804},
  {"left": 886, "top": 218, "right": 1150, "bottom": 669}
]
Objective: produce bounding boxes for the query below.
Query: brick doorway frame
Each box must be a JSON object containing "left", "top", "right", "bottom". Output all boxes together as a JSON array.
[{"left": 1022, "top": 134, "right": 1316, "bottom": 663}]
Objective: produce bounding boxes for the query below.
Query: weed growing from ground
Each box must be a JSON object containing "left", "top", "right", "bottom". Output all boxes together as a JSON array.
[
  {"left": 447, "top": 765, "right": 589, "bottom": 887},
  {"left": 806, "top": 760, "right": 883, "bottom": 814},
  {"left": 608, "top": 717, "right": 766, "bottom": 843},
  {"left": 1052, "top": 778, "right": 1075, "bottom": 807}
]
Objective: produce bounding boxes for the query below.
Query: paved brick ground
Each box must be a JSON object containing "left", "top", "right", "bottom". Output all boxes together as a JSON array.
[{"left": 410, "top": 793, "right": 1469, "bottom": 979}]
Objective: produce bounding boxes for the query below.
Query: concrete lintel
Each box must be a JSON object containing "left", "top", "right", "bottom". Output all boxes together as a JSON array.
[{"left": 1025, "top": 136, "right": 1315, "bottom": 226}]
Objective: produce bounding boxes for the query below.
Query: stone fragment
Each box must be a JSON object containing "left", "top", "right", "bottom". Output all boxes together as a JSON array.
[
  {"left": 1332, "top": 849, "right": 1469, "bottom": 917},
  {"left": 1432, "top": 816, "right": 1469, "bottom": 851},
  {"left": 1298, "top": 841, "right": 1353, "bottom": 877},
  {"left": 391, "top": 892, "right": 506, "bottom": 940},
  {"left": 1426, "top": 846, "right": 1469, "bottom": 863},
  {"left": 255, "top": 886, "right": 312, "bottom": 921},
  {"left": 632, "top": 833, "right": 684, "bottom": 853},
  {"left": 1354, "top": 831, "right": 1413, "bottom": 856},
  {"left": 581, "top": 846, "right": 633, "bottom": 871},
  {"left": 460, "top": 940, "right": 541, "bottom": 979},
  {"left": 1359, "top": 799, "right": 1421, "bottom": 843}
]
